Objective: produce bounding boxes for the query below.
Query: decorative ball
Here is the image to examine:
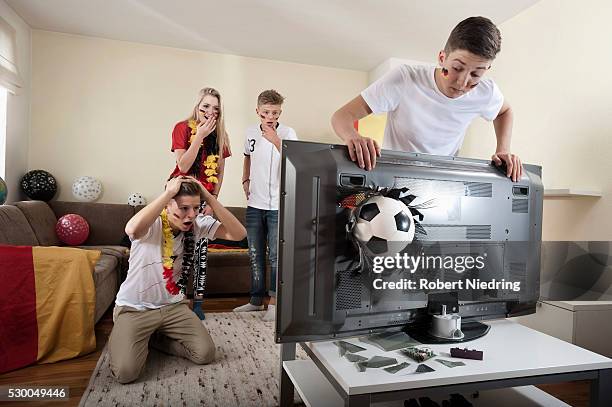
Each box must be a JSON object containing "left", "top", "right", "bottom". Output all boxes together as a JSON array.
[
  {"left": 55, "top": 214, "right": 90, "bottom": 246},
  {"left": 20, "top": 170, "right": 57, "bottom": 201},
  {"left": 127, "top": 192, "right": 146, "bottom": 207},
  {"left": 0, "top": 176, "right": 7, "bottom": 205},
  {"left": 352, "top": 195, "right": 415, "bottom": 256},
  {"left": 72, "top": 176, "right": 102, "bottom": 202}
]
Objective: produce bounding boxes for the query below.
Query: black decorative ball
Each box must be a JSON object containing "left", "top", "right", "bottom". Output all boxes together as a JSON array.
[{"left": 20, "top": 170, "right": 57, "bottom": 201}]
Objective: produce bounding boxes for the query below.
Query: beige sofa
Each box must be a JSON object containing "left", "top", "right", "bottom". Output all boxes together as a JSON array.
[{"left": 0, "top": 200, "right": 133, "bottom": 322}]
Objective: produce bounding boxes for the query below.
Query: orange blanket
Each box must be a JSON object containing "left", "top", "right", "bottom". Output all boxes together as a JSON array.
[{"left": 0, "top": 245, "right": 100, "bottom": 373}]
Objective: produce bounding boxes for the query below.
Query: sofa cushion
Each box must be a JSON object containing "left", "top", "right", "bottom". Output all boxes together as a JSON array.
[
  {"left": 77, "top": 245, "right": 130, "bottom": 258},
  {"left": 14, "top": 201, "right": 61, "bottom": 246},
  {"left": 49, "top": 201, "right": 134, "bottom": 246},
  {"left": 93, "top": 253, "right": 119, "bottom": 322},
  {"left": 208, "top": 250, "right": 250, "bottom": 268},
  {"left": 205, "top": 263, "right": 251, "bottom": 294},
  {"left": 79, "top": 244, "right": 130, "bottom": 283},
  {"left": 93, "top": 253, "right": 118, "bottom": 287},
  {"left": 0, "top": 205, "right": 39, "bottom": 246}
]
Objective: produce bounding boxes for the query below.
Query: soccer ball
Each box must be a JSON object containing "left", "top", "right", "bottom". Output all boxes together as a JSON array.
[
  {"left": 21, "top": 170, "right": 57, "bottom": 201},
  {"left": 127, "top": 192, "right": 146, "bottom": 207},
  {"left": 352, "top": 195, "right": 415, "bottom": 256},
  {"left": 72, "top": 176, "right": 102, "bottom": 202}
]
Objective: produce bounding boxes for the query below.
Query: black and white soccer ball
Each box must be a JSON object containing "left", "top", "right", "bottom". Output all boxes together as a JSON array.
[
  {"left": 127, "top": 192, "right": 146, "bottom": 207},
  {"left": 352, "top": 195, "right": 415, "bottom": 256},
  {"left": 72, "top": 176, "right": 102, "bottom": 202}
]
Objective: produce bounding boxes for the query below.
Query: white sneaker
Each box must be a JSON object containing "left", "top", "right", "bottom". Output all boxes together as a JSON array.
[
  {"left": 262, "top": 305, "right": 276, "bottom": 321},
  {"left": 233, "top": 303, "right": 264, "bottom": 312}
]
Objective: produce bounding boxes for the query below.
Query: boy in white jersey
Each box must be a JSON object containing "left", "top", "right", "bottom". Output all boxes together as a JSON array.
[
  {"left": 332, "top": 16, "right": 523, "bottom": 181},
  {"left": 109, "top": 176, "right": 246, "bottom": 383},
  {"left": 233, "top": 90, "right": 298, "bottom": 320}
]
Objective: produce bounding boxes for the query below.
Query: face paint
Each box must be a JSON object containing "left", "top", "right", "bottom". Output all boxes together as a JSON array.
[
  {"left": 257, "top": 104, "right": 282, "bottom": 128},
  {"left": 168, "top": 196, "right": 200, "bottom": 231},
  {"left": 437, "top": 50, "right": 491, "bottom": 98},
  {"left": 198, "top": 95, "right": 220, "bottom": 121}
]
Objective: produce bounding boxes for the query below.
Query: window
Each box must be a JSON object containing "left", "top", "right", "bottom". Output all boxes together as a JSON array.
[
  {"left": 0, "top": 15, "right": 21, "bottom": 181},
  {"left": 0, "top": 86, "right": 6, "bottom": 179}
]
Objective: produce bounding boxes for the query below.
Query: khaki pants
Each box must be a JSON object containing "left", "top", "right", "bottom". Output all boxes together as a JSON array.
[{"left": 108, "top": 301, "right": 215, "bottom": 384}]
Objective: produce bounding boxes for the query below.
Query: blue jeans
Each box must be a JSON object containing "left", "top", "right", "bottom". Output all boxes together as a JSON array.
[{"left": 246, "top": 206, "right": 278, "bottom": 306}]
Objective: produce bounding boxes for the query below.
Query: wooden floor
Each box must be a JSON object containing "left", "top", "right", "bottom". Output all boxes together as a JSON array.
[{"left": 0, "top": 296, "right": 591, "bottom": 407}]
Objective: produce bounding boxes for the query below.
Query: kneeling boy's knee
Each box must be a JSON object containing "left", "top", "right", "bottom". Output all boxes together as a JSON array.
[
  {"left": 112, "top": 363, "right": 141, "bottom": 384},
  {"left": 192, "top": 339, "right": 216, "bottom": 364}
]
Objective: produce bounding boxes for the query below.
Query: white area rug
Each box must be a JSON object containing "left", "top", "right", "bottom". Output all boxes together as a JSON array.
[{"left": 80, "top": 311, "right": 305, "bottom": 406}]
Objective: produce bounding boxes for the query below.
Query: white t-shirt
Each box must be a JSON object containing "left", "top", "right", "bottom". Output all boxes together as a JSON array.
[
  {"left": 244, "top": 123, "right": 298, "bottom": 210},
  {"left": 361, "top": 64, "right": 504, "bottom": 156},
  {"left": 115, "top": 214, "right": 220, "bottom": 310}
]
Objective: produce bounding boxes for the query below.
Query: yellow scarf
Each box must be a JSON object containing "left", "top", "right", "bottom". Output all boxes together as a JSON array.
[{"left": 188, "top": 120, "right": 220, "bottom": 185}]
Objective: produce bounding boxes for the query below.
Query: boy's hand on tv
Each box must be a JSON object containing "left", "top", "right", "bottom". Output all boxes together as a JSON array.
[
  {"left": 346, "top": 134, "right": 380, "bottom": 171},
  {"left": 492, "top": 152, "right": 523, "bottom": 182},
  {"left": 196, "top": 116, "right": 216, "bottom": 141}
]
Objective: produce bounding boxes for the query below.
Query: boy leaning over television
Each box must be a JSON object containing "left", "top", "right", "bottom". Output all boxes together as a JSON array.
[{"left": 332, "top": 16, "right": 523, "bottom": 181}]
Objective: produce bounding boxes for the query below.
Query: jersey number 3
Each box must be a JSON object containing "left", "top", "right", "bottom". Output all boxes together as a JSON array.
[{"left": 249, "top": 139, "right": 255, "bottom": 152}]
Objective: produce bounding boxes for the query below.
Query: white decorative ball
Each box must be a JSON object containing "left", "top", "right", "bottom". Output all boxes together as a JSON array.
[
  {"left": 72, "top": 176, "right": 103, "bottom": 202},
  {"left": 127, "top": 192, "right": 146, "bottom": 207},
  {"left": 353, "top": 195, "right": 415, "bottom": 257}
]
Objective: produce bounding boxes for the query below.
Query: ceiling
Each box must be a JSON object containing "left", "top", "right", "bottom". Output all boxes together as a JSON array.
[{"left": 7, "top": 0, "right": 539, "bottom": 71}]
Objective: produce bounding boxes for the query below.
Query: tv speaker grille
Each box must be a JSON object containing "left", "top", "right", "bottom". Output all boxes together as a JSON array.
[
  {"left": 421, "top": 225, "right": 492, "bottom": 240},
  {"left": 336, "top": 269, "right": 362, "bottom": 310},
  {"left": 394, "top": 178, "right": 492, "bottom": 198}
]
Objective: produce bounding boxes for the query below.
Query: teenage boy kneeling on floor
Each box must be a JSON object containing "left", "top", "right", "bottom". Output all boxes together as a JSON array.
[{"left": 109, "top": 176, "right": 246, "bottom": 384}]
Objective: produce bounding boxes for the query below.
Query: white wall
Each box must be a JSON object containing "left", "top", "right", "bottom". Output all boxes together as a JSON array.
[
  {"left": 461, "top": 0, "right": 612, "bottom": 240},
  {"left": 29, "top": 31, "right": 367, "bottom": 206},
  {"left": 1, "top": 0, "right": 30, "bottom": 202}
]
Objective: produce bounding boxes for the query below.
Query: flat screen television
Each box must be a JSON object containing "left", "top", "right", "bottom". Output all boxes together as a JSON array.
[{"left": 276, "top": 141, "right": 543, "bottom": 343}]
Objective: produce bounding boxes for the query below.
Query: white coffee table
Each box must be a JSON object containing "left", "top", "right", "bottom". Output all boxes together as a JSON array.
[{"left": 279, "top": 319, "right": 612, "bottom": 406}]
